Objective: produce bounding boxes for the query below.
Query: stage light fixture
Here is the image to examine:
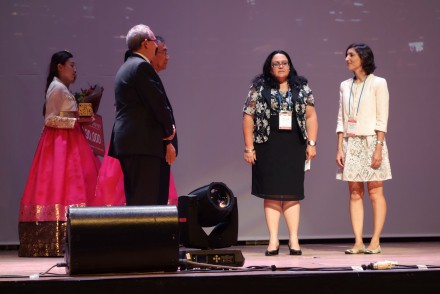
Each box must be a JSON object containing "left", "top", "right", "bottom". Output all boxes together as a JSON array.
[{"left": 178, "top": 182, "right": 238, "bottom": 249}]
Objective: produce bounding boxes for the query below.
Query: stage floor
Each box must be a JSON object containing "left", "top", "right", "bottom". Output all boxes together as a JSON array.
[{"left": 1, "top": 241, "right": 440, "bottom": 293}]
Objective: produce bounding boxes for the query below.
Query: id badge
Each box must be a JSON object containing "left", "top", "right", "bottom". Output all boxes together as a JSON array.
[
  {"left": 347, "top": 119, "right": 357, "bottom": 137},
  {"left": 279, "top": 111, "right": 292, "bottom": 130}
]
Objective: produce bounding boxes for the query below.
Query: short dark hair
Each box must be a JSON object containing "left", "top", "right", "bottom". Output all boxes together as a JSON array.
[
  {"left": 155, "top": 35, "right": 165, "bottom": 43},
  {"left": 124, "top": 50, "right": 132, "bottom": 61},
  {"left": 346, "top": 43, "right": 376, "bottom": 74}
]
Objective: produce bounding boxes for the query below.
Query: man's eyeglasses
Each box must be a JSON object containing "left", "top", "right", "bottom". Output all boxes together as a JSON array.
[{"left": 271, "top": 61, "right": 289, "bottom": 68}]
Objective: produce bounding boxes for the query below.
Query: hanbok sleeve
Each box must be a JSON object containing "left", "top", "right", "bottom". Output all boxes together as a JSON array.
[{"left": 44, "top": 82, "right": 77, "bottom": 129}]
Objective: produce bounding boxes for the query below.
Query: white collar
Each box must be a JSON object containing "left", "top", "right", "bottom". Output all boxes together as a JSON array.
[{"left": 133, "top": 52, "right": 150, "bottom": 63}]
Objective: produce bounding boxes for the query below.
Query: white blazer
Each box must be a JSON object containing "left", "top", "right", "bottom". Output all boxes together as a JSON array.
[{"left": 336, "top": 74, "right": 389, "bottom": 136}]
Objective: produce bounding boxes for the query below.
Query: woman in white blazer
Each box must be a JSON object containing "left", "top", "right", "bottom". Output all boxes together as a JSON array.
[{"left": 336, "top": 43, "right": 392, "bottom": 255}]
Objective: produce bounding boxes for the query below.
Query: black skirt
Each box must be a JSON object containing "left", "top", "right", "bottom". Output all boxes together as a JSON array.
[{"left": 252, "top": 111, "right": 306, "bottom": 201}]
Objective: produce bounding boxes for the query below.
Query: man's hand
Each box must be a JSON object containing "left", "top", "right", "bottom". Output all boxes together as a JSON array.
[{"left": 165, "top": 143, "right": 177, "bottom": 165}]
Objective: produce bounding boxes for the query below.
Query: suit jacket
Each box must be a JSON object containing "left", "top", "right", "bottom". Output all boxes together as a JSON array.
[{"left": 109, "top": 54, "right": 177, "bottom": 159}]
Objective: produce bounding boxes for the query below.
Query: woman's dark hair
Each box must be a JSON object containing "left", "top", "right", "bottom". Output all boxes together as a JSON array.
[
  {"left": 43, "top": 50, "right": 73, "bottom": 116},
  {"left": 346, "top": 43, "right": 376, "bottom": 75},
  {"left": 252, "top": 50, "right": 307, "bottom": 89}
]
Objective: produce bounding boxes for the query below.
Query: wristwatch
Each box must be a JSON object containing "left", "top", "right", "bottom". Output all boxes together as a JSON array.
[{"left": 307, "top": 140, "right": 316, "bottom": 146}]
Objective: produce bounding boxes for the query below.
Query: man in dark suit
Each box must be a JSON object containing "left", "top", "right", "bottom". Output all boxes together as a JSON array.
[{"left": 109, "top": 24, "right": 177, "bottom": 205}]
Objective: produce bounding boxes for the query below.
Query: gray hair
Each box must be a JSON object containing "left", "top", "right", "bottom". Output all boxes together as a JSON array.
[{"left": 126, "top": 24, "right": 154, "bottom": 51}]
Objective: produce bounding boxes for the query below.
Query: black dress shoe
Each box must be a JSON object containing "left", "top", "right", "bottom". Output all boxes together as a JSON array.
[
  {"left": 289, "top": 249, "right": 302, "bottom": 255},
  {"left": 288, "top": 243, "right": 302, "bottom": 255},
  {"left": 265, "top": 247, "right": 279, "bottom": 256}
]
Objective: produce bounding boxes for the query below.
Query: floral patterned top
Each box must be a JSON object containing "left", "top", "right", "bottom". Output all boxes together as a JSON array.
[{"left": 243, "top": 82, "right": 314, "bottom": 143}]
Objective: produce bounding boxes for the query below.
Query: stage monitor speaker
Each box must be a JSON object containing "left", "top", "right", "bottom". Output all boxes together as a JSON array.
[
  {"left": 178, "top": 182, "right": 238, "bottom": 249},
  {"left": 64, "top": 206, "right": 179, "bottom": 275}
]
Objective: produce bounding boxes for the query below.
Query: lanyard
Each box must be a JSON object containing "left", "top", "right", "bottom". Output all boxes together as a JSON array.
[
  {"left": 276, "top": 90, "right": 292, "bottom": 111},
  {"left": 348, "top": 77, "right": 366, "bottom": 117}
]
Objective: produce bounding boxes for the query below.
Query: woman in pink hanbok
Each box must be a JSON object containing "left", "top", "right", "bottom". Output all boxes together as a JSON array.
[
  {"left": 95, "top": 36, "right": 178, "bottom": 206},
  {"left": 19, "top": 51, "right": 100, "bottom": 257}
]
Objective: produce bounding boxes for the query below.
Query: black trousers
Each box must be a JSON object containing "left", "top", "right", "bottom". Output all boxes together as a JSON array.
[{"left": 118, "top": 155, "right": 170, "bottom": 205}]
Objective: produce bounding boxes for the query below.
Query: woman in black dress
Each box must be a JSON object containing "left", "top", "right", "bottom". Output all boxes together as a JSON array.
[{"left": 242, "top": 50, "right": 318, "bottom": 256}]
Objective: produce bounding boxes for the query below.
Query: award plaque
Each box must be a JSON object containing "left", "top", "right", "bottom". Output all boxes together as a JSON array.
[
  {"left": 78, "top": 103, "right": 93, "bottom": 117},
  {"left": 75, "top": 85, "right": 103, "bottom": 114}
]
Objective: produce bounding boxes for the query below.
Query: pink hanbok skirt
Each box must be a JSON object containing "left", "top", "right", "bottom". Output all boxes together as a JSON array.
[
  {"left": 94, "top": 146, "right": 179, "bottom": 206},
  {"left": 19, "top": 124, "right": 100, "bottom": 256}
]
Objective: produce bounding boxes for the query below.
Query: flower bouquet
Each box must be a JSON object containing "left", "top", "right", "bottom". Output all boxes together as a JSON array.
[{"left": 74, "top": 84, "right": 104, "bottom": 114}]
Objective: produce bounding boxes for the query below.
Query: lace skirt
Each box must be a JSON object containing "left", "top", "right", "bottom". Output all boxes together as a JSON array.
[{"left": 336, "top": 135, "right": 392, "bottom": 182}]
